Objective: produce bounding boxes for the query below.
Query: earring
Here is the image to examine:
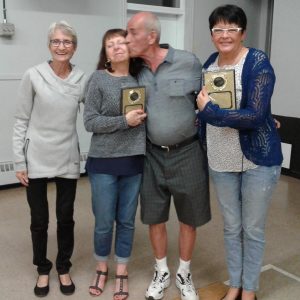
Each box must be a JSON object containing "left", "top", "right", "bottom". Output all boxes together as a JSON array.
[{"left": 104, "top": 59, "right": 111, "bottom": 69}]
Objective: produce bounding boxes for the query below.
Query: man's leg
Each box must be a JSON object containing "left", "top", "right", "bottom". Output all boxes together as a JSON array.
[
  {"left": 140, "top": 146, "right": 173, "bottom": 300},
  {"left": 149, "top": 223, "right": 168, "bottom": 258},
  {"left": 175, "top": 222, "right": 198, "bottom": 300},
  {"left": 168, "top": 141, "right": 209, "bottom": 300},
  {"left": 145, "top": 223, "right": 170, "bottom": 300},
  {"left": 179, "top": 222, "right": 196, "bottom": 261}
]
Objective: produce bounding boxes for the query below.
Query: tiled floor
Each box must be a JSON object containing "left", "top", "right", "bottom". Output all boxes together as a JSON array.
[{"left": 0, "top": 174, "right": 299, "bottom": 300}]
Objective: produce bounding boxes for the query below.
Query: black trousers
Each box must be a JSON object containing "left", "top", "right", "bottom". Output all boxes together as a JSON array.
[{"left": 26, "top": 177, "right": 77, "bottom": 275}]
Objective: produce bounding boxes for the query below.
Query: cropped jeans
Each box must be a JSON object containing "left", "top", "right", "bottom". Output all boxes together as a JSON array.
[
  {"left": 88, "top": 173, "right": 141, "bottom": 264},
  {"left": 209, "top": 165, "right": 281, "bottom": 291}
]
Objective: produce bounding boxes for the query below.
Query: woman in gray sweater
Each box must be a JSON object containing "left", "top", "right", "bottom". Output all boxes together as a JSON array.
[
  {"left": 12, "top": 21, "right": 86, "bottom": 297},
  {"left": 84, "top": 29, "right": 146, "bottom": 300}
]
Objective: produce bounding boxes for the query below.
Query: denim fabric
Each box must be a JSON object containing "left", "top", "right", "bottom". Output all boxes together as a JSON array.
[
  {"left": 88, "top": 173, "right": 141, "bottom": 263},
  {"left": 209, "top": 165, "right": 281, "bottom": 291}
]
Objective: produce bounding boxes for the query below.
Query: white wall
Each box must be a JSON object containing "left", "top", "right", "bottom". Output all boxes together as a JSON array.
[
  {"left": 1, "top": 0, "right": 297, "bottom": 185},
  {"left": 0, "top": 0, "right": 126, "bottom": 75},
  {"left": 0, "top": 0, "right": 126, "bottom": 185},
  {"left": 191, "top": 0, "right": 300, "bottom": 119},
  {"left": 270, "top": 0, "right": 300, "bottom": 118},
  {"left": 192, "top": 0, "right": 270, "bottom": 64}
]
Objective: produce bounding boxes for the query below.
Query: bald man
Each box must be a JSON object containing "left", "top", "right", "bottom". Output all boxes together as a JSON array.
[{"left": 126, "top": 12, "right": 211, "bottom": 300}]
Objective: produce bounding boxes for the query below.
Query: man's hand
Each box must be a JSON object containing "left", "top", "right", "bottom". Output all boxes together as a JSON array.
[
  {"left": 274, "top": 118, "right": 281, "bottom": 129},
  {"left": 196, "top": 86, "right": 210, "bottom": 111}
]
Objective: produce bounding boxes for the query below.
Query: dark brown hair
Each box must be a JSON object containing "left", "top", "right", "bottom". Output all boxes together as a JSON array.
[
  {"left": 96, "top": 28, "right": 143, "bottom": 77},
  {"left": 209, "top": 5, "right": 247, "bottom": 33}
]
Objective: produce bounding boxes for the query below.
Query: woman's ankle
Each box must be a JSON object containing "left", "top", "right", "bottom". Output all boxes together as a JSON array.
[
  {"left": 96, "top": 261, "right": 108, "bottom": 272},
  {"left": 116, "top": 263, "right": 128, "bottom": 275},
  {"left": 242, "top": 290, "right": 256, "bottom": 300}
]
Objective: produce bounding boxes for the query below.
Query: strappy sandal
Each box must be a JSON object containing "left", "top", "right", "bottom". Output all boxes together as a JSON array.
[
  {"left": 89, "top": 270, "right": 108, "bottom": 297},
  {"left": 113, "top": 274, "right": 129, "bottom": 300}
]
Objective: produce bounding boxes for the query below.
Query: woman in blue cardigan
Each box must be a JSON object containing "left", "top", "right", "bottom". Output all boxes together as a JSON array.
[{"left": 196, "top": 5, "right": 282, "bottom": 300}]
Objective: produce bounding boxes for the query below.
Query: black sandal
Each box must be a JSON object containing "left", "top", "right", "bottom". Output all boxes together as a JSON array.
[
  {"left": 89, "top": 270, "right": 108, "bottom": 296},
  {"left": 113, "top": 274, "right": 129, "bottom": 300}
]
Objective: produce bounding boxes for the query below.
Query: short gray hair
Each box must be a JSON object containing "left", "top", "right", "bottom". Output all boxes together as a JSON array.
[
  {"left": 47, "top": 21, "right": 77, "bottom": 46},
  {"left": 144, "top": 13, "right": 161, "bottom": 42}
]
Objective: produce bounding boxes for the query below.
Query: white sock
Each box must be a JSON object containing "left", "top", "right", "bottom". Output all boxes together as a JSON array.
[
  {"left": 155, "top": 257, "right": 169, "bottom": 272},
  {"left": 177, "top": 258, "right": 191, "bottom": 274}
]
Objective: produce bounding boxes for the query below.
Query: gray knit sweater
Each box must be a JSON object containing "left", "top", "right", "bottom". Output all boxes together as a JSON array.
[{"left": 83, "top": 70, "right": 146, "bottom": 158}]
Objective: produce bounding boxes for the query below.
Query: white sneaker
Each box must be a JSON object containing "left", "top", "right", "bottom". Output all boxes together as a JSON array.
[
  {"left": 176, "top": 272, "right": 198, "bottom": 300},
  {"left": 145, "top": 265, "right": 170, "bottom": 300}
]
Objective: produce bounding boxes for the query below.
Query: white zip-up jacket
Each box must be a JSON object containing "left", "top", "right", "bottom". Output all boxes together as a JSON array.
[{"left": 12, "top": 61, "right": 86, "bottom": 179}]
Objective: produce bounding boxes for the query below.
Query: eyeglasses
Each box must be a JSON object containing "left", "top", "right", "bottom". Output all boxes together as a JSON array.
[
  {"left": 50, "top": 39, "right": 74, "bottom": 48},
  {"left": 211, "top": 28, "right": 243, "bottom": 35}
]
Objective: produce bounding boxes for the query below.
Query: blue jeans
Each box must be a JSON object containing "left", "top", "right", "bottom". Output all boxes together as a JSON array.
[
  {"left": 88, "top": 173, "right": 141, "bottom": 264},
  {"left": 209, "top": 165, "right": 281, "bottom": 291}
]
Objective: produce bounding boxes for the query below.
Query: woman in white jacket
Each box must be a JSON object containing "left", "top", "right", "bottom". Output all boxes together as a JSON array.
[{"left": 12, "top": 21, "right": 85, "bottom": 297}]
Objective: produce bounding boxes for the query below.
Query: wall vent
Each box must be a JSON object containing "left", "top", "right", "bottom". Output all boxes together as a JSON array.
[
  {"left": 0, "top": 161, "right": 14, "bottom": 172},
  {"left": 0, "top": 154, "right": 87, "bottom": 173}
]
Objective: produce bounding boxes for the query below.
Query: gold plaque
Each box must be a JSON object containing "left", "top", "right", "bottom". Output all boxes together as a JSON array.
[
  {"left": 121, "top": 86, "right": 146, "bottom": 114},
  {"left": 203, "top": 69, "right": 236, "bottom": 109}
]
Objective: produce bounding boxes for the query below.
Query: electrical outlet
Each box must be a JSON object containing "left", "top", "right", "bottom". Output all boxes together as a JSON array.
[{"left": 0, "top": 22, "right": 15, "bottom": 37}]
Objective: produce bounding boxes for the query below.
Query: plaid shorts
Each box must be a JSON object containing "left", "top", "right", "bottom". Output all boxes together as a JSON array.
[{"left": 140, "top": 139, "right": 211, "bottom": 227}]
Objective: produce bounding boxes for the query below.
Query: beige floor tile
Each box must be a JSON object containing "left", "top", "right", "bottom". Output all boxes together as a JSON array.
[{"left": 0, "top": 175, "right": 299, "bottom": 299}]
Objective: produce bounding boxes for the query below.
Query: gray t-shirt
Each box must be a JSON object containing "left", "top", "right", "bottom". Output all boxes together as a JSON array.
[{"left": 138, "top": 46, "right": 202, "bottom": 146}]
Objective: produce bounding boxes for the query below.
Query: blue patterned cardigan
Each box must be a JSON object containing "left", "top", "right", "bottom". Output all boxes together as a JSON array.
[{"left": 198, "top": 48, "right": 283, "bottom": 167}]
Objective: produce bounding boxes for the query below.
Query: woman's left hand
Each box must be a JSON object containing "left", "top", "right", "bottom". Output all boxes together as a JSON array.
[
  {"left": 125, "top": 109, "right": 147, "bottom": 127},
  {"left": 196, "top": 86, "right": 210, "bottom": 111}
]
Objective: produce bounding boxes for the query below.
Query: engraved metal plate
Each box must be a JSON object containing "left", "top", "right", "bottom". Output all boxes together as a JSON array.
[
  {"left": 121, "top": 86, "right": 146, "bottom": 114},
  {"left": 203, "top": 69, "right": 236, "bottom": 109}
]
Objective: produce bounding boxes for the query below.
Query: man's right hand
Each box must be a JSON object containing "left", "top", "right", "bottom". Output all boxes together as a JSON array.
[{"left": 16, "top": 170, "right": 29, "bottom": 187}]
